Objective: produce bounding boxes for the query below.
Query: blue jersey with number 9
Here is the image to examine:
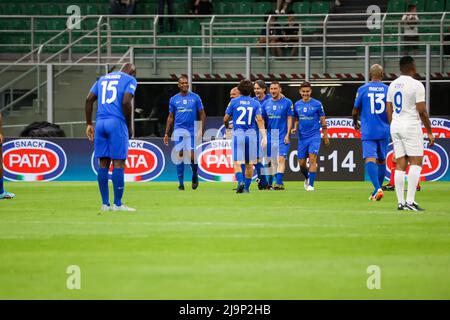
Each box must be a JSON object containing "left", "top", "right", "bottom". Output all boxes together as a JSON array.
[
  {"left": 90, "top": 71, "right": 138, "bottom": 122},
  {"left": 225, "top": 96, "right": 262, "bottom": 131}
]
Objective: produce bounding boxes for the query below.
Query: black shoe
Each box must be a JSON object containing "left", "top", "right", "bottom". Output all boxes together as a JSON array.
[
  {"left": 397, "top": 203, "right": 406, "bottom": 210},
  {"left": 407, "top": 202, "right": 425, "bottom": 211},
  {"left": 236, "top": 182, "right": 245, "bottom": 194},
  {"left": 192, "top": 175, "right": 199, "bottom": 190},
  {"left": 265, "top": 185, "right": 273, "bottom": 190},
  {"left": 273, "top": 184, "right": 285, "bottom": 190},
  {"left": 382, "top": 184, "right": 395, "bottom": 191},
  {"left": 178, "top": 185, "right": 185, "bottom": 191}
]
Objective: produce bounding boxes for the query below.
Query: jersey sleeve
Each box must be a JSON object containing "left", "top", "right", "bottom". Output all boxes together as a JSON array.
[
  {"left": 415, "top": 81, "right": 426, "bottom": 103},
  {"left": 196, "top": 94, "right": 204, "bottom": 111},
  {"left": 225, "top": 100, "right": 234, "bottom": 116},
  {"left": 317, "top": 102, "right": 326, "bottom": 117},
  {"left": 169, "top": 97, "right": 175, "bottom": 114},
  {"left": 287, "top": 99, "right": 294, "bottom": 116},
  {"left": 125, "top": 78, "right": 137, "bottom": 96},
  {"left": 293, "top": 102, "right": 298, "bottom": 118},
  {"left": 89, "top": 80, "right": 98, "bottom": 96},
  {"left": 354, "top": 87, "right": 363, "bottom": 109},
  {"left": 255, "top": 101, "right": 262, "bottom": 117}
]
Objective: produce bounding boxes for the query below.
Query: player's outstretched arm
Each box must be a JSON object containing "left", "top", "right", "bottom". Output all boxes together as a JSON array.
[
  {"left": 320, "top": 116, "right": 330, "bottom": 147},
  {"left": 416, "top": 101, "right": 435, "bottom": 147},
  {"left": 164, "top": 112, "right": 174, "bottom": 146},
  {"left": 122, "top": 92, "right": 134, "bottom": 138},
  {"left": 85, "top": 92, "right": 97, "bottom": 141}
]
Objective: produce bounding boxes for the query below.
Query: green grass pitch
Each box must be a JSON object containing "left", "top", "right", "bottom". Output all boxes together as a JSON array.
[{"left": 0, "top": 181, "right": 449, "bottom": 299}]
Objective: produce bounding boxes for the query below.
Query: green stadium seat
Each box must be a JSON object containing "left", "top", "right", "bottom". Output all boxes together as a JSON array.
[
  {"left": 310, "top": 1, "right": 329, "bottom": 14},
  {"left": 125, "top": 19, "right": 143, "bottom": 31},
  {"left": 173, "top": 3, "right": 186, "bottom": 14},
  {"left": 41, "top": 4, "right": 61, "bottom": 16},
  {"left": 425, "top": 0, "right": 444, "bottom": 12},
  {"left": 3, "top": 4, "right": 22, "bottom": 15},
  {"left": 48, "top": 19, "right": 66, "bottom": 31},
  {"left": 179, "top": 19, "right": 200, "bottom": 34},
  {"left": 22, "top": 4, "right": 41, "bottom": 15},
  {"left": 112, "top": 37, "right": 129, "bottom": 53},
  {"left": 35, "top": 19, "right": 47, "bottom": 31},
  {"left": 292, "top": 2, "right": 310, "bottom": 14},
  {"left": 9, "top": 19, "right": 30, "bottom": 31},
  {"left": 252, "top": 2, "right": 273, "bottom": 15},
  {"left": 234, "top": 3, "right": 252, "bottom": 15},
  {"left": 86, "top": 4, "right": 98, "bottom": 15},
  {"left": 387, "top": 0, "right": 406, "bottom": 12},
  {"left": 216, "top": 2, "right": 234, "bottom": 14},
  {"left": 111, "top": 19, "right": 124, "bottom": 30}
]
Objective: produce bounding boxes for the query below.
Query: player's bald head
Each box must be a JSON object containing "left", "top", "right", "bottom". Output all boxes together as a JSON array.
[
  {"left": 120, "top": 62, "right": 136, "bottom": 77},
  {"left": 370, "top": 64, "right": 383, "bottom": 81},
  {"left": 230, "top": 87, "right": 240, "bottom": 99}
]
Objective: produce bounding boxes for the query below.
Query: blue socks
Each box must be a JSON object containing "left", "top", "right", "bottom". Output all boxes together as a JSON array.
[
  {"left": 268, "top": 175, "right": 273, "bottom": 186},
  {"left": 309, "top": 172, "right": 317, "bottom": 187},
  {"left": 378, "top": 163, "right": 386, "bottom": 187},
  {"left": 366, "top": 162, "right": 380, "bottom": 194},
  {"left": 235, "top": 172, "right": 244, "bottom": 185},
  {"left": 275, "top": 173, "right": 284, "bottom": 185},
  {"left": 0, "top": 177, "right": 4, "bottom": 194},
  {"left": 112, "top": 168, "right": 124, "bottom": 206},
  {"left": 254, "top": 162, "right": 262, "bottom": 179},
  {"left": 176, "top": 163, "right": 184, "bottom": 187},
  {"left": 97, "top": 168, "right": 109, "bottom": 205},
  {"left": 244, "top": 178, "right": 252, "bottom": 191}
]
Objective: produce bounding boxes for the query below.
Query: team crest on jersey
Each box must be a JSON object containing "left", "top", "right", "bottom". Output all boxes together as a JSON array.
[
  {"left": 2, "top": 139, "right": 67, "bottom": 181},
  {"left": 385, "top": 142, "right": 449, "bottom": 181},
  {"left": 91, "top": 140, "right": 165, "bottom": 182},
  {"left": 425, "top": 118, "right": 450, "bottom": 138},
  {"left": 325, "top": 117, "right": 362, "bottom": 138}
]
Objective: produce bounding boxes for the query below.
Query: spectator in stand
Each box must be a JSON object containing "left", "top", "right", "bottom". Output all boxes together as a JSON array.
[
  {"left": 402, "top": 4, "right": 420, "bottom": 55},
  {"left": 282, "top": 13, "right": 299, "bottom": 57},
  {"left": 110, "top": 0, "right": 137, "bottom": 15},
  {"left": 193, "top": 0, "right": 213, "bottom": 15},
  {"left": 276, "top": 0, "right": 292, "bottom": 14},
  {"left": 159, "top": 0, "right": 176, "bottom": 33},
  {"left": 257, "top": 14, "right": 283, "bottom": 57}
]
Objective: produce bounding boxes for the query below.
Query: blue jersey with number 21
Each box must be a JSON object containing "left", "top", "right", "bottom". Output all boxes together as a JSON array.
[
  {"left": 90, "top": 71, "right": 138, "bottom": 121},
  {"left": 226, "top": 96, "right": 262, "bottom": 131},
  {"left": 354, "top": 81, "right": 390, "bottom": 140}
]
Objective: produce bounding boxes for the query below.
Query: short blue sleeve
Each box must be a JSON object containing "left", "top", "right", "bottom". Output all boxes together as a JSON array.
[
  {"left": 89, "top": 80, "right": 98, "bottom": 96},
  {"left": 354, "top": 86, "right": 363, "bottom": 109},
  {"left": 125, "top": 78, "right": 137, "bottom": 96},
  {"left": 286, "top": 99, "right": 294, "bottom": 117},
  {"left": 293, "top": 102, "right": 299, "bottom": 118},
  {"left": 225, "top": 101, "right": 234, "bottom": 116},
  {"left": 169, "top": 97, "right": 175, "bottom": 114},
  {"left": 317, "top": 102, "right": 325, "bottom": 117},
  {"left": 196, "top": 94, "right": 204, "bottom": 111}
]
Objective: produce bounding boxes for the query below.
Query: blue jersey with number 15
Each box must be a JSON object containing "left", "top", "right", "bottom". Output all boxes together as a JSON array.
[
  {"left": 225, "top": 96, "right": 261, "bottom": 131},
  {"left": 354, "top": 81, "right": 389, "bottom": 140},
  {"left": 90, "top": 71, "right": 138, "bottom": 122}
]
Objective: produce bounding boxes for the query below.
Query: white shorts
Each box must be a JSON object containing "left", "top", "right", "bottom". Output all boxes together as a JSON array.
[{"left": 391, "top": 126, "right": 424, "bottom": 158}]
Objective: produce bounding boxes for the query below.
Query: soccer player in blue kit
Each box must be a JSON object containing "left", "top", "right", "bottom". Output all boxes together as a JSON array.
[
  {"left": 353, "top": 64, "right": 390, "bottom": 201},
  {"left": 85, "top": 62, "right": 137, "bottom": 211},
  {"left": 164, "top": 76, "right": 206, "bottom": 191},
  {"left": 293, "top": 81, "right": 330, "bottom": 191},
  {"left": 253, "top": 80, "right": 271, "bottom": 189},
  {"left": 260, "top": 81, "right": 294, "bottom": 190},
  {"left": 224, "top": 79, "right": 267, "bottom": 193},
  {"left": 0, "top": 113, "right": 15, "bottom": 200}
]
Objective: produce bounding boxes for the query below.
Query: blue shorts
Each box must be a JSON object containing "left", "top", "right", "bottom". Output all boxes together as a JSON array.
[
  {"left": 233, "top": 133, "right": 258, "bottom": 163},
  {"left": 94, "top": 118, "right": 129, "bottom": 160},
  {"left": 267, "top": 135, "right": 290, "bottom": 158},
  {"left": 297, "top": 134, "right": 321, "bottom": 159},
  {"left": 362, "top": 139, "right": 388, "bottom": 160}
]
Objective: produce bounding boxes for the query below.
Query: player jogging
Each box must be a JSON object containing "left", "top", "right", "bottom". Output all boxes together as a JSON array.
[
  {"left": 260, "top": 81, "right": 293, "bottom": 190},
  {"left": 353, "top": 64, "right": 389, "bottom": 201},
  {"left": 292, "top": 81, "right": 330, "bottom": 191},
  {"left": 0, "top": 113, "right": 15, "bottom": 199},
  {"left": 85, "top": 62, "right": 137, "bottom": 211},
  {"left": 164, "top": 76, "right": 206, "bottom": 191},
  {"left": 386, "top": 56, "right": 434, "bottom": 211},
  {"left": 224, "top": 79, "right": 267, "bottom": 193}
]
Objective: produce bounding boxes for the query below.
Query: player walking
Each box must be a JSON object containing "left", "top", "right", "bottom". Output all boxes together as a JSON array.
[
  {"left": 386, "top": 56, "right": 434, "bottom": 211},
  {"left": 292, "top": 81, "right": 329, "bottom": 191},
  {"left": 224, "top": 79, "right": 267, "bottom": 193},
  {"left": 85, "top": 62, "right": 137, "bottom": 211},
  {"left": 353, "top": 64, "right": 389, "bottom": 201},
  {"left": 0, "top": 113, "right": 15, "bottom": 199},
  {"left": 164, "top": 76, "right": 206, "bottom": 191},
  {"left": 260, "top": 81, "right": 294, "bottom": 190}
]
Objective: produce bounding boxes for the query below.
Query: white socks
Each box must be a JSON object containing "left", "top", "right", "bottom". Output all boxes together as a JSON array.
[
  {"left": 395, "top": 170, "right": 406, "bottom": 204},
  {"left": 406, "top": 165, "right": 422, "bottom": 205}
]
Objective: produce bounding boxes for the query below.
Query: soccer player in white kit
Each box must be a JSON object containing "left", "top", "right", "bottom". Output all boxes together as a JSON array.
[{"left": 386, "top": 56, "right": 434, "bottom": 211}]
